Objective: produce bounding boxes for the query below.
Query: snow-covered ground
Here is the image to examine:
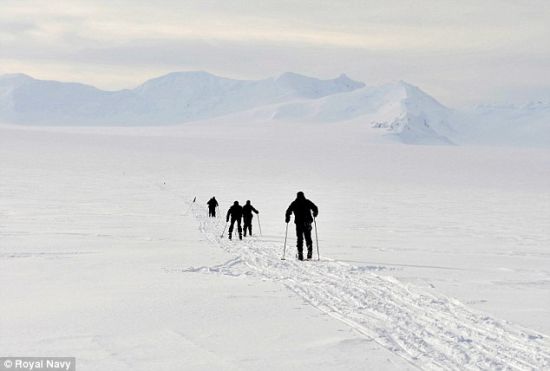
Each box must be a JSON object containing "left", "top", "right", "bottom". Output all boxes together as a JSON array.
[{"left": 1, "top": 121, "right": 549, "bottom": 370}]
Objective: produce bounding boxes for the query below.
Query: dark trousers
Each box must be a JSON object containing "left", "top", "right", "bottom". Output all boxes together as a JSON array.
[
  {"left": 208, "top": 207, "right": 216, "bottom": 217},
  {"left": 229, "top": 218, "right": 242, "bottom": 239},
  {"left": 296, "top": 222, "right": 313, "bottom": 257},
  {"left": 243, "top": 217, "right": 253, "bottom": 236}
]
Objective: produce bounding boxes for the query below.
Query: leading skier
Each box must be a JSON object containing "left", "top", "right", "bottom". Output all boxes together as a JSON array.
[
  {"left": 207, "top": 196, "right": 218, "bottom": 217},
  {"left": 285, "top": 191, "right": 318, "bottom": 260}
]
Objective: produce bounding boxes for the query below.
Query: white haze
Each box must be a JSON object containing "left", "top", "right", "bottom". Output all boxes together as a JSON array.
[{"left": 1, "top": 0, "right": 550, "bottom": 105}]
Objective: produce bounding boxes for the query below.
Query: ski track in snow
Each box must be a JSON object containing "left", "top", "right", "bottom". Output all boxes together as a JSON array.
[{"left": 184, "top": 202, "right": 550, "bottom": 371}]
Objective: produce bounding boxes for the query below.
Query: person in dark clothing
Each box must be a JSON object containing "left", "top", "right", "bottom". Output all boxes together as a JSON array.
[
  {"left": 207, "top": 197, "right": 218, "bottom": 217},
  {"left": 285, "top": 191, "right": 318, "bottom": 260},
  {"left": 226, "top": 201, "right": 243, "bottom": 240},
  {"left": 242, "top": 200, "right": 259, "bottom": 237}
]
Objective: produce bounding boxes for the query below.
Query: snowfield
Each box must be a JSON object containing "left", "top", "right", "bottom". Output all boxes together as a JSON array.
[
  {"left": 191, "top": 207, "right": 550, "bottom": 370},
  {"left": 1, "top": 120, "right": 550, "bottom": 370}
]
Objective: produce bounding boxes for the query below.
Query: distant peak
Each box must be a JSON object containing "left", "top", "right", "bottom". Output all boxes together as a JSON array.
[
  {"left": 277, "top": 72, "right": 364, "bottom": 86},
  {"left": 0, "top": 73, "right": 34, "bottom": 81},
  {"left": 158, "top": 70, "right": 219, "bottom": 79},
  {"left": 274, "top": 72, "right": 364, "bottom": 99},
  {"left": 393, "top": 80, "right": 431, "bottom": 97},
  {"left": 336, "top": 73, "right": 352, "bottom": 81},
  {"left": 136, "top": 71, "right": 223, "bottom": 90},
  {"left": 389, "top": 80, "right": 449, "bottom": 110},
  {"left": 173, "top": 70, "right": 213, "bottom": 76},
  {"left": 396, "top": 80, "right": 420, "bottom": 90},
  {"left": 277, "top": 72, "right": 311, "bottom": 81}
]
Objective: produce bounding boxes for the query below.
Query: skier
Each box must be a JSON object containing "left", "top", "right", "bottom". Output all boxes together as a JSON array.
[
  {"left": 226, "top": 201, "right": 243, "bottom": 240},
  {"left": 242, "top": 200, "right": 259, "bottom": 237},
  {"left": 207, "top": 197, "right": 218, "bottom": 217},
  {"left": 285, "top": 191, "right": 318, "bottom": 260}
]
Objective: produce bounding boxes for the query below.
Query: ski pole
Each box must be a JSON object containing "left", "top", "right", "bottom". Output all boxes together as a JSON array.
[
  {"left": 182, "top": 197, "right": 196, "bottom": 216},
  {"left": 221, "top": 221, "right": 228, "bottom": 238},
  {"left": 257, "top": 214, "right": 262, "bottom": 235},
  {"left": 281, "top": 223, "right": 289, "bottom": 260},
  {"left": 313, "top": 217, "right": 320, "bottom": 261}
]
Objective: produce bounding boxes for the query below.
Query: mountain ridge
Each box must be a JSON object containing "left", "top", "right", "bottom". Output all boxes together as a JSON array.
[
  {"left": 0, "top": 71, "right": 548, "bottom": 147},
  {"left": 0, "top": 71, "right": 367, "bottom": 126}
]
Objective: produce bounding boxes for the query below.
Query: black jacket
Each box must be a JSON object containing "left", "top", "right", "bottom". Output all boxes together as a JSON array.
[
  {"left": 242, "top": 204, "right": 258, "bottom": 220},
  {"left": 227, "top": 205, "right": 243, "bottom": 222},
  {"left": 286, "top": 196, "right": 318, "bottom": 224},
  {"left": 207, "top": 198, "right": 218, "bottom": 208}
]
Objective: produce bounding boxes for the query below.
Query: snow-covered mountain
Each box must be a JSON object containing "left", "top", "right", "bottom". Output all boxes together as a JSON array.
[
  {"left": 249, "top": 81, "right": 457, "bottom": 144},
  {"left": 0, "top": 71, "right": 364, "bottom": 126},
  {"left": 1, "top": 71, "right": 548, "bottom": 146},
  {"left": 0, "top": 71, "right": 457, "bottom": 144},
  {"left": 0, "top": 73, "right": 152, "bottom": 125}
]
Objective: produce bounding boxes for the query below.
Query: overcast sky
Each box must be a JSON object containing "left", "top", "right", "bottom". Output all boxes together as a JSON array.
[{"left": 1, "top": 0, "right": 549, "bottom": 106}]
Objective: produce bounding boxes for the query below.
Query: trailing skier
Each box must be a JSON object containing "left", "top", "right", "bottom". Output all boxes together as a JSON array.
[
  {"left": 242, "top": 200, "right": 259, "bottom": 237},
  {"left": 207, "top": 196, "right": 218, "bottom": 217},
  {"left": 226, "top": 201, "right": 243, "bottom": 240},
  {"left": 285, "top": 191, "right": 318, "bottom": 260}
]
